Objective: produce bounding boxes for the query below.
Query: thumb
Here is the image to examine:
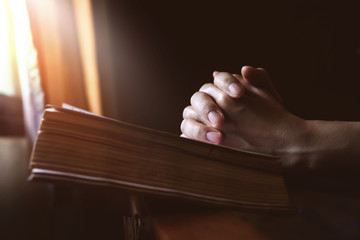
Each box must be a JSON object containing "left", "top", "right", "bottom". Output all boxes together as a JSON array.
[{"left": 241, "top": 66, "right": 283, "bottom": 104}]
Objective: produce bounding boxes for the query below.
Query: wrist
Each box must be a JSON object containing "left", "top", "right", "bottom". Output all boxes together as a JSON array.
[
  {"left": 278, "top": 117, "right": 315, "bottom": 170},
  {"left": 283, "top": 119, "right": 360, "bottom": 171}
]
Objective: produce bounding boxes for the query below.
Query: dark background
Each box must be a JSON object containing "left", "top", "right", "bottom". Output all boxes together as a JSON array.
[
  {"left": 2, "top": 1, "right": 360, "bottom": 239},
  {"left": 93, "top": 0, "right": 360, "bottom": 134}
]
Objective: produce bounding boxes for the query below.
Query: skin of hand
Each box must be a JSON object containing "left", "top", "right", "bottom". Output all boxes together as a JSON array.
[
  {"left": 181, "top": 66, "right": 306, "bottom": 166},
  {"left": 181, "top": 66, "right": 360, "bottom": 170},
  {"left": 181, "top": 66, "right": 282, "bottom": 143}
]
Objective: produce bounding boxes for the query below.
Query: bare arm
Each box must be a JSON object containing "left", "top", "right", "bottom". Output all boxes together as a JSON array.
[{"left": 181, "top": 66, "right": 360, "bottom": 171}]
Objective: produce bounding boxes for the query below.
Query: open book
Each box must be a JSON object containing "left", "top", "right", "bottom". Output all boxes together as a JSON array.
[{"left": 29, "top": 105, "right": 296, "bottom": 213}]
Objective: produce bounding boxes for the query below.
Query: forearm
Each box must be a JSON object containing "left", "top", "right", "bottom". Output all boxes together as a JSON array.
[{"left": 286, "top": 120, "right": 360, "bottom": 170}]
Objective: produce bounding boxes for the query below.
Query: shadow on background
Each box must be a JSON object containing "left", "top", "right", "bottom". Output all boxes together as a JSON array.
[{"left": 93, "top": 0, "right": 360, "bottom": 133}]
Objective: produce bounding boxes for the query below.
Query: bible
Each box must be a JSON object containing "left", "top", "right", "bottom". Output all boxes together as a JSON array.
[{"left": 29, "top": 105, "right": 296, "bottom": 213}]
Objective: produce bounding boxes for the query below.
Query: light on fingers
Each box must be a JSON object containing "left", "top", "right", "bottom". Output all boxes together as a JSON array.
[
  {"left": 206, "top": 131, "right": 222, "bottom": 144},
  {"left": 214, "top": 72, "right": 244, "bottom": 98},
  {"left": 180, "top": 118, "right": 222, "bottom": 144}
]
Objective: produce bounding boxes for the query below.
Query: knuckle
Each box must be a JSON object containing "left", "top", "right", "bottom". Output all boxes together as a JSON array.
[
  {"left": 182, "top": 106, "right": 191, "bottom": 119},
  {"left": 191, "top": 91, "right": 212, "bottom": 114},
  {"left": 190, "top": 91, "right": 203, "bottom": 104},
  {"left": 192, "top": 124, "right": 205, "bottom": 140},
  {"left": 198, "top": 101, "right": 213, "bottom": 115},
  {"left": 215, "top": 72, "right": 233, "bottom": 86},
  {"left": 217, "top": 91, "right": 230, "bottom": 105},
  {"left": 199, "top": 83, "right": 213, "bottom": 92},
  {"left": 180, "top": 119, "right": 187, "bottom": 133},
  {"left": 180, "top": 119, "right": 206, "bottom": 141}
]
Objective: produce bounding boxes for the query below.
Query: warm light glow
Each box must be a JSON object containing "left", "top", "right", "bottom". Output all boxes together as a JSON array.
[
  {"left": 73, "top": 0, "right": 102, "bottom": 115},
  {"left": 1, "top": 0, "right": 44, "bottom": 142},
  {"left": 0, "top": 0, "right": 18, "bottom": 96},
  {"left": 0, "top": 0, "right": 41, "bottom": 99}
]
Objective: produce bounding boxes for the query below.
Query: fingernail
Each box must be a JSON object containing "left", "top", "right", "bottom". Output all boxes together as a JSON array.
[
  {"left": 208, "top": 111, "right": 221, "bottom": 126},
  {"left": 213, "top": 71, "right": 220, "bottom": 77},
  {"left": 206, "top": 131, "right": 221, "bottom": 144},
  {"left": 229, "top": 83, "right": 242, "bottom": 96}
]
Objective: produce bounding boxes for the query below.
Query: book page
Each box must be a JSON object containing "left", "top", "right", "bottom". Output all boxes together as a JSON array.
[{"left": 62, "top": 103, "right": 101, "bottom": 117}]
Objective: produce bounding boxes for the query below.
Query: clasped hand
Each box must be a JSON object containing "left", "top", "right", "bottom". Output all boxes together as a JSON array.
[{"left": 181, "top": 66, "right": 308, "bottom": 167}]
